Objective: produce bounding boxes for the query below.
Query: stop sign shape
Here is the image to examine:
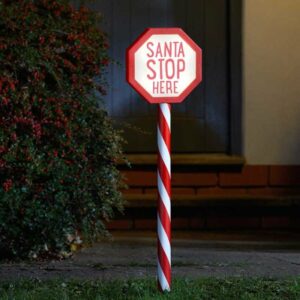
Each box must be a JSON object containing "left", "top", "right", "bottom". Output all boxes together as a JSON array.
[{"left": 127, "top": 28, "right": 202, "bottom": 103}]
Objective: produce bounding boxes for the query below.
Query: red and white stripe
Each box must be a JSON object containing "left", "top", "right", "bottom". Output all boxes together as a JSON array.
[{"left": 157, "top": 103, "right": 171, "bottom": 292}]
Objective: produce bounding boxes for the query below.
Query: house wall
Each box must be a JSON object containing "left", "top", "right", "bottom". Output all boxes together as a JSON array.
[
  {"left": 112, "top": 1, "right": 300, "bottom": 231},
  {"left": 243, "top": 0, "right": 300, "bottom": 165}
]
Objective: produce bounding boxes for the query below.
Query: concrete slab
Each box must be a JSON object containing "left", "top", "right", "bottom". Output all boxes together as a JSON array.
[{"left": 1, "top": 231, "right": 300, "bottom": 281}]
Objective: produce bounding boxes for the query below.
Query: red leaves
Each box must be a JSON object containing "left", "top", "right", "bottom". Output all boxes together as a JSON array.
[
  {"left": 33, "top": 72, "right": 39, "bottom": 82},
  {"left": 64, "top": 160, "right": 73, "bottom": 166},
  {"left": 63, "top": 59, "right": 76, "bottom": 71},
  {"left": 101, "top": 58, "right": 109, "bottom": 66},
  {"left": 0, "top": 159, "right": 5, "bottom": 168},
  {"left": 3, "top": 179, "right": 13, "bottom": 192},
  {"left": 0, "top": 43, "right": 7, "bottom": 50},
  {"left": 32, "top": 123, "right": 42, "bottom": 139},
  {"left": 14, "top": 116, "right": 31, "bottom": 125},
  {"left": 54, "top": 10, "right": 61, "bottom": 17},
  {"left": 39, "top": 36, "right": 45, "bottom": 45},
  {"left": 0, "top": 78, "right": 17, "bottom": 94},
  {"left": 10, "top": 132, "right": 17, "bottom": 142},
  {"left": 2, "top": 97, "right": 9, "bottom": 106},
  {"left": 103, "top": 42, "right": 109, "bottom": 49},
  {"left": 0, "top": 146, "right": 7, "bottom": 154}
]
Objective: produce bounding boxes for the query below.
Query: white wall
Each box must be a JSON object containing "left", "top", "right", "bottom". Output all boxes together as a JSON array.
[{"left": 243, "top": 0, "right": 300, "bottom": 165}]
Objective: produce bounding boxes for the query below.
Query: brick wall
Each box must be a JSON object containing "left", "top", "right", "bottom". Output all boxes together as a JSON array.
[{"left": 106, "top": 165, "right": 300, "bottom": 231}]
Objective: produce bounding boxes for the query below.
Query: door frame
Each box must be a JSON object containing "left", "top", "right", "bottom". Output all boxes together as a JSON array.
[{"left": 228, "top": 0, "right": 243, "bottom": 155}]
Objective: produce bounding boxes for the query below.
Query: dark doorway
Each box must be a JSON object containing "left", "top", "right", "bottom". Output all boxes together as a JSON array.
[{"left": 79, "top": 0, "right": 242, "bottom": 154}]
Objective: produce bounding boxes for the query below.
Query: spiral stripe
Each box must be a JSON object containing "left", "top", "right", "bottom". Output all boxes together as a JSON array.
[
  {"left": 157, "top": 258, "right": 170, "bottom": 291},
  {"left": 157, "top": 127, "right": 171, "bottom": 175},
  {"left": 157, "top": 103, "right": 171, "bottom": 292},
  {"left": 157, "top": 214, "right": 171, "bottom": 264},
  {"left": 160, "top": 103, "right": 171, "bottom": 129},
  {"left": 157, "top": 172, "right": 170, "bottom": 217}
]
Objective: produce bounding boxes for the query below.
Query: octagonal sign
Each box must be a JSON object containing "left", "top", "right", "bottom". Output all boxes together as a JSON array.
[{"left": 127, "top": 28, "right": 202, "bottom": 104}]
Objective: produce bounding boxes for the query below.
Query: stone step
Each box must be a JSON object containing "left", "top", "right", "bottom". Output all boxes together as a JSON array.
[{"left": 124, "top": 193, "right": 300, "bottom": 207}]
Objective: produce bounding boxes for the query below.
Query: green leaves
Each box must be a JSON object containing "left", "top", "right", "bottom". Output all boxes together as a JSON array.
[{"left": 0, "top": 0, "right": 123, "bottom": 259}]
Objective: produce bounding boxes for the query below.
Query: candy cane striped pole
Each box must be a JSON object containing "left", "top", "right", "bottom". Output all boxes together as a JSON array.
[{"left": 157, "top": 103, "right": 171, "bottom": 292}]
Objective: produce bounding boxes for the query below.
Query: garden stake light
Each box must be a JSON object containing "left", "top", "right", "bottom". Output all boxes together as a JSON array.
[{"left": 127, "top": 28, "right": 202, "bottom": 292}]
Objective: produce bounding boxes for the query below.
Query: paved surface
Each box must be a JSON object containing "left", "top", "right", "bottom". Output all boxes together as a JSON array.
[{"left": 1, "top": 231, "right": 300, "bottom": 281}]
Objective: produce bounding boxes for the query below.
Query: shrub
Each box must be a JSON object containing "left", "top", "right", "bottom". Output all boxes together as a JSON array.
[{"left": 0, "top": 0, "right": 124, "bottom": 258}]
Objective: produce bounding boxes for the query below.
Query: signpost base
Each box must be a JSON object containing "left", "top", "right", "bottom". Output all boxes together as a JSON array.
[{"left": 157, "top": 103, "right": 171, "bottom": 292}]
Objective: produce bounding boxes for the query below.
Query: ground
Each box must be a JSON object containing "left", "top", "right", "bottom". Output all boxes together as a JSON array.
[{"left": 1, "top": 231, "right": 300, "bottom": 281}]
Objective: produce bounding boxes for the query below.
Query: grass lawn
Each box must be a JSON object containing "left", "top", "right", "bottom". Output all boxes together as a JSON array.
[{"left": 0, "top": 277, "right": 299, "bottom": 300}]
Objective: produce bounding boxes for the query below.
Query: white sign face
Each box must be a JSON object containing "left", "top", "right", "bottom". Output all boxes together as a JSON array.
[{"left": 134, "top": 34, "right": 196, "bottom": 98}]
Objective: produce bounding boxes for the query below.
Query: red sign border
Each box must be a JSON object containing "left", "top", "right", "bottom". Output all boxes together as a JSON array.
[{"left": 126, "top": 28, "right": 202, "bottom": 104}]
